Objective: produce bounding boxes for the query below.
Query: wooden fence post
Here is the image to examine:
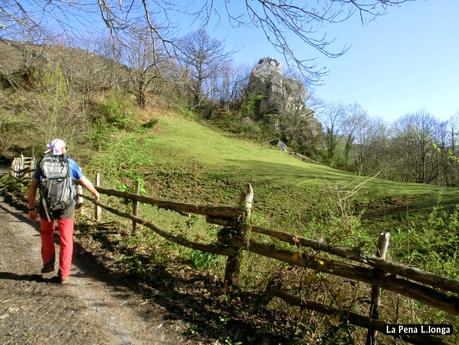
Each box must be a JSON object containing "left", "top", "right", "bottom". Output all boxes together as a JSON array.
[
  {"left": 15, "top": 158, "right": 19, "bottom": 177},
  {"left": 95, "top": 173, "right": 101, "bottom": 222},
  {"left": 76, "top": 185, "right": 84, "bottom": 215},
  {"left": 13, "top": 157, "right": 19, "bottom": 177},
  {"left": 132, "top": 180, "right": 141, "bottom": 234},
  {"left": 29, "top": 157, "right": 36, "bottom": 178},
  {"left": 221, "top": 183, "right": 253, "bottom": 287},
  {"left": 366, "top": 232, "right": 390, "bottom": 345}
]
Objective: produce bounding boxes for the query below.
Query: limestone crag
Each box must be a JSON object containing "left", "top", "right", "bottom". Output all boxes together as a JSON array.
[
  {"left": 245, "top": 57, "right": 285, "bottom": 118},
  {"left": 245, "top": 57, "right": 309, "bottom": 119},
  {"left": 244, "top": 57, "right": 322, "bottom": 151}
]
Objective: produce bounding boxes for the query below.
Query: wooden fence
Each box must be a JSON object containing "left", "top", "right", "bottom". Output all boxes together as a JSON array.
[
  {"left": 10, "top": 155, "right": 35, "bottom": 179},
  {"left": 7, "top": 161, "right": 458, "bottom": 345}
]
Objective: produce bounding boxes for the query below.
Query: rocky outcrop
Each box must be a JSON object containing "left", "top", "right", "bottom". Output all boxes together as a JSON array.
[
  {"left": 244, "top": 57, "right": 323, "bottom": 153},
  {"left": 245, "top": 57, "right": 284, "bottom": 119},
  {"left": 244, "top": 57, "right": 310, "bottom": 120}
]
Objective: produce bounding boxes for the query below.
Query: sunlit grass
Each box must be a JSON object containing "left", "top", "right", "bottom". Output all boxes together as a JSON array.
[{"left": 86, "top": 113, "right": 459, "bottom": 217}]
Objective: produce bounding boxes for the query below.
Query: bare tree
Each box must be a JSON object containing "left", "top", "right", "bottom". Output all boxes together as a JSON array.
[
  {"left": 352, "top": 116, "right": 390, "bottom": 176},
  {"left": 431, "top": 117, "right": 459, "bottom": 187},
  {"left": 340, "top": 103, "right": 368, "bottom": 167},
  {"left": 391, "top": 111, "right": 443, "bottom": 184},
  {"left": 205, "top": 59, "right": 250, "bottom": 111},
  {"left": 123, "top": 26, "right": 161, "bottom": 108},
  {"left": 177, "top": 28, "right": 230, "bottom": 107},
  {"left": 449, "top": 114, "right": 459, "bottom": 185},
  {"left": 320, "top": 103, "right": 348, "bottom": 162},
  {"left": 228, "top": 64, "right": 252, "bottom": 111},
  {"left": 93, "top": 35, "right": 126, "bottom": 90},
  {"left": 320, "top": 102, "right": 371, "bottom": 167}
]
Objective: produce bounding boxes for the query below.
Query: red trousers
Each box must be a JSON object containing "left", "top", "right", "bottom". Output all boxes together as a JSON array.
[{"left": 40, "top": 218, "right": 74, "bottom": 278}]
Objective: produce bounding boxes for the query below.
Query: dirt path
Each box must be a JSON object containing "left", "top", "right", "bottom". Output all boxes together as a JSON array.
[{"left": 0, "top": 195, "right": 197, "bottom": 345}]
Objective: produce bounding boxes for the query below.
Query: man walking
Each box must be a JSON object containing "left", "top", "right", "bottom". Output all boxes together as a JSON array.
[{"left": 27, "top": 139, "right": 100, "bottom": 283}]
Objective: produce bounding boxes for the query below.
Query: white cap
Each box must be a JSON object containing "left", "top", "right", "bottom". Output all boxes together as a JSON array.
[{"left": 47, "top": 139, "right": 66, "bottom": 155}]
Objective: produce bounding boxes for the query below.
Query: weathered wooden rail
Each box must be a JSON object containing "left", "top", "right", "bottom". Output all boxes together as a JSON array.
[
  {"left": 10, "top": 155, "right": 35, "bottom": 179},
  {"left": 78, "top": 175, "right": 457, "bottom": 345},
  {"left": 7, "top": 161, "right": 458, "bottom": 345}
]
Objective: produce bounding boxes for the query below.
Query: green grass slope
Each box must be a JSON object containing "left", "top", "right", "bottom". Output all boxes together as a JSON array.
[{"left": 84, "top": 110, "right": 459, "bottom": 232}]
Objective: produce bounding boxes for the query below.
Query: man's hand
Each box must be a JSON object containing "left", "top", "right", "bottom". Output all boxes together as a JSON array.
[
  {"left": 94, "top": 192, "right": 100, "bottom": 203},
  {"left": 28, "top": 210, "right": 38, "bottom": 221}
]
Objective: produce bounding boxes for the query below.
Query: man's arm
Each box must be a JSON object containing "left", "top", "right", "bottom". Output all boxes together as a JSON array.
[
  {"left": 78, "top": 176, "right": 100, "bottom": 202},
  {"left": 27, "top": 178, "right": 39, "bottom": 220}
]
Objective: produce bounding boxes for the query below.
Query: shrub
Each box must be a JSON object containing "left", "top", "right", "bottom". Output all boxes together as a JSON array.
[
  {"left": 104, "top": 93, "right": 134, "bottom": 130},
  {"left": 244, "top": 94, "right": 264, "bottom": 119},
  {"left": 88, "top": 91, "right": 139, "bottom": 132},
  {"left": 189, "top": 249, "right": 218, "bottom": 270}
]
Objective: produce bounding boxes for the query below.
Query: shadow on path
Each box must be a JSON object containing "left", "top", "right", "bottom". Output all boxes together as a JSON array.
[{"left": 0, "top": 271, "right": 57, "bottom": 283}]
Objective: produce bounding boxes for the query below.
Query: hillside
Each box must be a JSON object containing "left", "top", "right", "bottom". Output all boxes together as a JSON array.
[{"left": 83, "top": 108, "right": 459, "bottom": 220}]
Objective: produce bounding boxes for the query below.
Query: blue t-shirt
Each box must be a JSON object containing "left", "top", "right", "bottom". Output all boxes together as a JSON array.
[{"left": 33, "top": 156, "right": 84, "bottom": 181}]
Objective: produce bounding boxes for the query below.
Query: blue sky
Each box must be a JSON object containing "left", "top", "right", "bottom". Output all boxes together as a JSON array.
[{"left": 174, "top": 0, "right": 459, "bottom": 123}]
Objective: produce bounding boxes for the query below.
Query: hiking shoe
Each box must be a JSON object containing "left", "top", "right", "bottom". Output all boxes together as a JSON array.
[
  {"left": 57, "top": 270, "right": 69, "bottom": 284},
  {"left": 41, "top": 260, "right": 55, "bottom": 278},
  {"left": 58, "top": 275, "right": 69, "bottom": 284}
]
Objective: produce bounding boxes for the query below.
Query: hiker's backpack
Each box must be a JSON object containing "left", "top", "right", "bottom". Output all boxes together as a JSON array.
[{"left": 39, "top": 154, "right": 75, "bottom": 213}]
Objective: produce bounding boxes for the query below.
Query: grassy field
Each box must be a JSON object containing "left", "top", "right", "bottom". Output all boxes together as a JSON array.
[
  {"left": 83, "top": 109, "right": 459, "bottom": 221},
  {"left": 70, "top": 109, "right": 458, "bottom": 338}
]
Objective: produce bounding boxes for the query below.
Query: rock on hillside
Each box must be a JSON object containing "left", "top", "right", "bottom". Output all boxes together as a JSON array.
[
  {"left": 245, "top": 57, "right": 284, "bottom": 118},
  {"left": 244, "top": 57, "right": 317, "bottom": 122},
  {"left": 244, "top": 57, "right": 322, "bottom": 148}
]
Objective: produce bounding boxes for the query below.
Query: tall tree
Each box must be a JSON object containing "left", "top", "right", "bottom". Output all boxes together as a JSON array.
[
  {"left": 123, "top": 25, "right": 165, "bottom": 108},
  {"left": 321, "top": 103, "right": 346, "bottom": 162},
  {"left": 177, "top": 28, "right": 229, "bottom": 107},
  {"left": 391, "top": 111, "right": 442, "bottom": 184},
  {"left": 352, "top": 116, "right": 389, "bottom": 176},
  {"left": 341, "top": 103, "right": 368, "bottom": 167}
]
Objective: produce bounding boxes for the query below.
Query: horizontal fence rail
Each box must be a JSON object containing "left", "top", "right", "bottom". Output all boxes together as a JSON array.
[
  {"left": 80, "top": 194, "right": 235, "bottom": 256},
  {"left": 77, "top": 178, "right": 459, "bottom": 316},
  {"left": 95, "top": 186, "right": 245, "bottom": 219},
  {"left": 268, "top": 288, "right": 448, "bottom": 345},
  {"left": 228, "top": 236, "right": 459, "bottom": 315},
  {"left": 248, "top": 225, "right": 459, "bottom": 294}
]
